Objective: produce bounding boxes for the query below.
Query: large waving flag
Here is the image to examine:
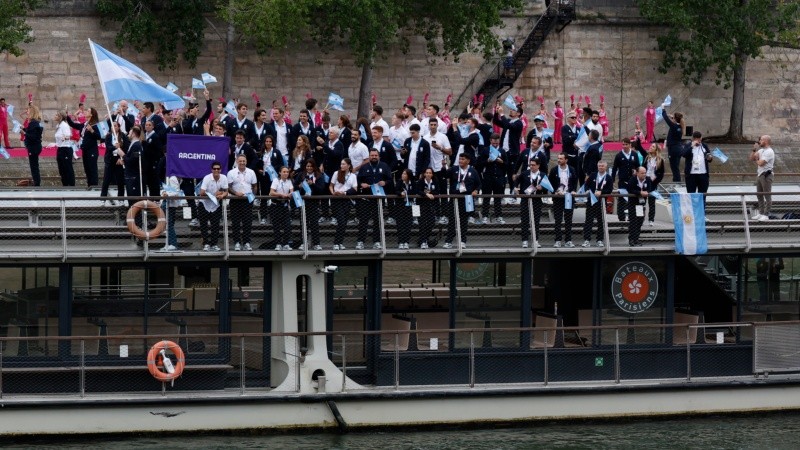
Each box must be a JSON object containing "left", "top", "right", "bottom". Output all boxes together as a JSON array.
[
  {"left": 672, "top": 193, "right": 707, "bottom": 255},
  {"left": 328, "top": 92, "right": 345, "bottom": 111},
  {"left": 574, "top": 126, "right": 589, "bottom": 152},
  {"left": 88, "top": 40, "right": 184, "bottom": 106}
]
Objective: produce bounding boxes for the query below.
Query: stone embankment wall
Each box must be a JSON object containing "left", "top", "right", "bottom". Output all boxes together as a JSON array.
[{"left": 1, "top": 0, "right": 798, "bottom": 146}]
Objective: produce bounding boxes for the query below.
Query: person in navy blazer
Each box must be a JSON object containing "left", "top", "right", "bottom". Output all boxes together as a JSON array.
[
  {"left": 226, "top": 102, "right": 256, "bottom": 145},
  {"left": 182, "top": 90, "right": 212, "bottom": 135},
  {"left": 289, "top": 109, "right": 316, "bottom": 154},
  {"left": 582, "top": 160, "right": 614, "bottom": 247},
  {"left": 478, "top": 133, "right": 507, "bottom": 223},
  {"left": 415, "top": 167, "right": 441, "bottom": 248},
  {"left": 548, "top": 153, "right": 578, "bottom": 247},
  {"left": 250, "top": 109, "right": 272, "bottom": 151},
  {"left": 367, "top": 127, "right": 399, "bottom": 173},
  {"left": 444, "top": 152, "right": 481, "bottom": 248},
  {"left": 516, "top": 158, "right": 546, "bottom": 248},
  {"left": 402, "top": 124, "right": 431, "bottom": 178},
  {"left": 228, "top": 130, "right": 257, "bottom": 171},
  {"left": 682, "top": 130, "right": 712, "bottom": 203},
  {"left": 356, "top": 149, "right": 394, "bottom": 248},
  {"left": 627, "top": 167, "right": 655, "bottom": 246}
]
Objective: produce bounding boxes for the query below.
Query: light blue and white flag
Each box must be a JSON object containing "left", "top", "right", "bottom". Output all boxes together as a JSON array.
[
  {"left": 663, "top": 94, "right": 672, "bottom": 107},
  {"left": 503, "top": 94, "right": 518, "bottom": 111},
  {"left": 201, "top": 73, "right": 217, "bottom": 85},
  {"left": 541, "top": 128, "right": 554, "bottom": 140},
  {"left": 464, "top": 195, "right": 474, "bottom": 212},
  {"left": 574, "top": 126, "right": 589, "bottom": 152},
  {"left": 672, "top": 193, "right": 707, "bottom": 255},
  {"left": 539, "top": 175, "right": 554, "bottom": 193},
  {"left": 6, "top": 104, "right": 14, "bottom": 117},
  {"left": 655, "top": 106, "right": 663, "bottom": 123},
  {"left": 712, "top": 147, "right": 729, "bottom": 163},
  {"left": 301, "top": 180, "right": 312, "bottom": 195},
  {"left": 96, "top": 120, "right": 109, "bottom": 139},
  {"left": 191, "top": 78, "right": 206, "bottom": 89},
  {"left": 12, "top": 120, "right": 21, "bottom": 134},
  {"left": 565, "top": 192, "right": 573, "bottom": 210},
  {"left": 650, "top": 190, "right": 664, "bottom": 200},
  {"left": 488, "top": 146, "right": 500, "bottom": 162},
  {"left": 88, "top": 40, "right": 184, "bottom": 105},
  {"left": 0, "top": 145, "right": 9, "bottom": 160},
  {"left": 371, "top": 184, "right": 385, "bottom": 196},
  {"left": 165, "top": 82, "right": 179, "bottom": 93},
  {"left": 224, "top": 100, "right": 237, "bottom": 116},
  {"left": 589, "top": 190, "right": 598, "bottom": 206},
  {"left": 292, "top": 190, "right": 304, "bottom": 208},
  {"left": 127, "top": 103, "right": 139, "bottom": 117},
  {"left": 246, "top": 192, "right": 255, "bottom": 204},
  {"left": 328, "top": 92, "right": 345, "bottom": 111}
]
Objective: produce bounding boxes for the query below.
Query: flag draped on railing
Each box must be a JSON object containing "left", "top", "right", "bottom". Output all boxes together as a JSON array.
[{"left": 671, "top": 193, "right": 707, "bottom": 255}]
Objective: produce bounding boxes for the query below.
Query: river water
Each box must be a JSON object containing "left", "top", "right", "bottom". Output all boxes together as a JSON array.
[{"left": 8, "top": 412, "right": 800, "bottom": 449}]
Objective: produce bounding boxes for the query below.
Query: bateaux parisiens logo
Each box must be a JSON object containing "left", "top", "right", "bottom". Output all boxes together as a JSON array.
[{"left": 611, "top": 262, "right": 658, "bottom": 313}]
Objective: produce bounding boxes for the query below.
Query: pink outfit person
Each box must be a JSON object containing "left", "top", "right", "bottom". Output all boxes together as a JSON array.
[
  {"left": 644, "top": 101, "right": 656, "bottom": 143},
  {"left": 552, "top": 101, "right": 563, "bottom": 144}
]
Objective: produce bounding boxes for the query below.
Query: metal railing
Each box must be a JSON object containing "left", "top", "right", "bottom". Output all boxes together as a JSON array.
[
  {"left": 0, "top": 190, "right": 797, "bottom": 260},
  {"left": 0, "top": 320, "right": 796, "bottom": 398}
]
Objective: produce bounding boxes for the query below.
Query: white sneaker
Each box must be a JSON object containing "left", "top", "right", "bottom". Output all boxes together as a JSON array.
[
  {"left": 648, "top": 221, "right": 655, "bottom": 227},
  {"left": 439, "top": 217, "right": 449, "bottom": 225},
  {"left": 313, "top": 245, "right": 323, "bottom": 251},
  {"left": 751, "top": 212, "right": 763, "bottom": 220},
  {"left": 159, "top": 245, "right": 177, "bottom": 252},
  {"left": 347, "top": 218, "right": 359, "bottom": 225},
  {"left": 333, "top": 244, "right": 340, "bottom": 250},
  {"left": 356, "top": 241, "right": 365, "bottom": 250},
  {"left": 282, "top": 245, "right": 292, "bottom": 251},
  {"left": 203, "top": 244, "right": 211, "bottom": 251},
  {"left": 338, "top": 244, "right": 346, "bottom": 250},
  {"left": 522, "top": 240, "right": 529, "bottom": 248},
  {"left": 330, "top": 218, "right": 338, "bottom": 226},
  {"left": 553, "top": 241, "right": 562, "bottom": 248},
  {"left": 412, "top": 218, "right": 419, "bottom": 226},
  {"left": 481, "top": 217, "right": 490, "bottom": 225},
  {"left": 536, "top": 241, "right": 541, "bottom": 248},
  {"left": 373, "top": 242, "right": 382, "bottom": 249},
  {"left": 318, "top": 217, "right": 326, "bottom": 224},
  {"left": 596, "top": 240, "right": 604, "bottom": 247},
  {"left": 243, "top": 243, "right": 252, "bottom": 251},
  {"left": 758, "top": 214, "right": 769, "bottom": 222},
  {"left": 275, "top": 245, "right": 282, "bottom": 251},
  {"left": 565, "top": 241, "right": 575, "bottom": 248},
  {"left": 190, "top": 218, "right": 200, "bottom": 227},
  {"left": 460, "top": 242, "right": 467, "bottom": 249},
  {"left": 420, "top": 242, "right": 429, "bottom": 249},
  {"left": 443, "top": 242, "right": 453, "bottom": 249},
  {"left": 212, "top": 245, "right": 221, "bottom": 251},
  {"left": 398, "top": 244, "right": 405, "bottom": 249},
  {"left": 469, "top": 217, "right": 477, "bottom": 225},
  {"left": 260, "top": 218, "right": 268, "bottom": 225},
  {"left": 386, "top": 217, "right": 396, "bottom": 225},
  {"left": 234, "top": 242, "right": 241, "bottom": 251},
  {"left": 582, "top": 240, "right": 591, "bottom": 248},
  {"left": 495, "top": 217, "right": 505, "bottom": 225}
]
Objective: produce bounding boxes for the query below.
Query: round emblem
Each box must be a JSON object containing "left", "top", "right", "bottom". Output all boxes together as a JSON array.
[
  {"left": 452, "top": 262, "right": 490, "bottom": 281},
  {"left": 611, "top": 261, "right": 659, "bottom": 313}
]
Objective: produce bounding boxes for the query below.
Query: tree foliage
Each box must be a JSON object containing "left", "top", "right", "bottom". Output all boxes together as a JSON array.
[
  {"left": 220, "top": 0, "right": 309, "bottom": 54},
  {"left": 96, "top": 0, "right": 208, "bottom": 71},
  {"left": 638, "top": 0, "right": 800, "bottom": 89},
  {"left": 0, "top": 0, "right": 42, "bottom": 56}
]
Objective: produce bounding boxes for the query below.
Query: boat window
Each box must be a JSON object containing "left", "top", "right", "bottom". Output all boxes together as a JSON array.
[
  {"left": 738, "top": 256, "right": 800, "bottom": 341},
  {"left": 331, "top": 265, "right": 368, "bottom": 364},
  {"left": 0, "top": 266, "right": 60, "bottom": 358}
]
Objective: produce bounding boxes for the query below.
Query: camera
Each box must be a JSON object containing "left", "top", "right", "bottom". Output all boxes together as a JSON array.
[{"left": 318, "top": 265, "right": 339, "bottom": 274}]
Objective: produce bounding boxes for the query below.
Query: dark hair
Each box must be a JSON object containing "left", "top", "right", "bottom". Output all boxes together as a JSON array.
[
  {"left": 235, "top": 130, "right": 245, "bottom": 137},
  {"left": 409, "top": 124, "right": 421, "bottom": 132},
  {"left": 372, "top": 125, "right": 383, "bottom": 134},
  {"left": 490, "top": 133, "right": 501, "bottom": 140},
  {"left": 621, "top": 137, "right": 631, "bottom": 144},
  {"left": 130, "top": 125, "right": 142, "bottom": 138},
  {"left": 305, "top": 98, "right": 317, "bottom": 110},
  {"left": 254, "top": 109, "right": 266, "bottom": 120},
  {"left": 211, "top": 161, "right": 222, "bottom": 169},
  {"left": 299, "top": 109, "right": 310, "bottom": 117},
  {"left": 372, "top": 104, "right": 383, "bottom": 115},
  {"left": 236, "top": 102, "right": 248, "bottom": 111},
  {"left": 401, "top": 168, "right": 413, "bottom": 180},
  {"left": 692, "top": 131, "right": 702, "bottom": 139},
  {"left": 338, "top": 114, "right": 351, "bottom": 128},
  {"left": 428, "top": 104, "right": 440, "bottom": 113},
  {"left": 458, "top": 113, "right": 471, "bottom": 121},
  {"left": 337, "top": 158, "right": 352, "bottom": 184},
  {"left": 214, "top": 121, "right": 227, "bottom": 132},
  {"left": 428, "top": 117, "right": 438, "bottom": 125},
  {"left": 405, "top": 104, "right": 417, "bottom": 115},
  {"left": 143, "top": 102, "right": 155, "bottom": 112},
  {"left": 591, "top": 110, "right": 599, "bottom": 116},
  {"left": 590, "top": 129, "right": 600, "bottom": 140},
  {"left": 468, "top": 118, "right": 479, "bottom": 127},
  {"left": 482, "top": 111, "right": 493, "bottom": 121}
]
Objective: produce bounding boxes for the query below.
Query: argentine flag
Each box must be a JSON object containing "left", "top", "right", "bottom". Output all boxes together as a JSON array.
[
  {"left": 88, "top": 40, "right": 183, "bottom": 106},
  {"left": 503, "top": 94, "right": 518, "bottom": 111},
  {"left": 328, "top": 92, "right": 345, "bottom": 111},
  {"left": 574, "top": 126, "right": 589, "bottom": 152},
  {"left": 672, "top": 193, "right": 707, "bottom": 255}
]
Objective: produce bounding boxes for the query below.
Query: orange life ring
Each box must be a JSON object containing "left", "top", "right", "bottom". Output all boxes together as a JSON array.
[
  {"left": 126, "top": 200, "right": 166, "bottom": 240},
  {"left": 147, "top": 340, "right": 185, "bottom": 382}
]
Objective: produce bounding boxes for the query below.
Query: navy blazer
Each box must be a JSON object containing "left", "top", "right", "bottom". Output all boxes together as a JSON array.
[
  {"left": 66, "top": 117, "right": 101, "bottom": 155},
  {"left": 515, "top": 147, "right": 549, "bottom": 179},
  {"left": 662, "top": 109, "right": 684, "bottom": 149},
  {"left": 321, "top": 140, "right": 345, "bottom": 176},
  {"left": 584, "top": 171, "right": 614, "bottom": 197},
  {"left": 23, "top": 120, "right": 43, "bottom": 155},
  {"left": 357, "top": 161, "right": 394, "bottom": 194},
  {"left": 478, "top": 145, "right": 507, "bottom": 180},
  {"left": 446, "top": 165, "right": 481, "bottom": 194},
  {"left": 493, "top": 112, "right": 523, "bottom": 156},
  {"left": 681, "top": 142, "right": 712, "bottom": 176},
  {"left": 582, "top": 141, "right": 602, "bottom": 176},
  {"left": 182, "top": 99, "right": 212, "bottom": 135},
  {"left": 255, "top": 147, "right": 285, "bottom": 183},
  {"left": 124, "top": 140, "right": 143, "bottom": 177},
  {"left": 228, "top": 142, "right": 258, "bottom": 171},
  {"left": 516, "top": 169, "right": 547, "bottom": 203},
  {"left": 250, "top": 122, "right": 271, "bottom": 152},
  {"left": 633, "top": 138, "right": 665, "bottom": 186},
  {"left": 612, "top": 150, "right": 640, "bottom": 188},
  {"left": 289, "top": 121, "right": 315, "bottom": 154},
  {"left": 402, "top": 137, "right": 431, "bottom": 176},
  {"left": 227, "top": 117, "right": 256, "bottom": 145},
  {"left": 561, "top": 124, "right": 580, "bottom": 162},
  {"left": 103, "top": 131, "right": 129, "bottom": 165},
  {"left": 548, "top": 164, "right": 578, "bottom": 194},
  {"left": 627, "top": 175, "right": 655, "bottom": 206},
  {"left": 294, "top": 170, "right": 327, "bottom": 196},
  {"left": 366, "top": 139, "right": 398, "bottom": 172},
  {"left": 447, "top": 129, "right": 480, "bottom": 165}
]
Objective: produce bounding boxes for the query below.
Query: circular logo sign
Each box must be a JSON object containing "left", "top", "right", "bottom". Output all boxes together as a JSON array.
[
  {"left": 611, "top": 262, "right": 659, "bottom": 313},
  {"left": 451, "top": 262, "right": 490, "bottom": 281}
]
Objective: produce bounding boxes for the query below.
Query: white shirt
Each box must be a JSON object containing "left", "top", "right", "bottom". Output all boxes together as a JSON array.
[
  {"left": 370, "top": 118, "right": 390, "bottom": 134},
  {"left": 331, "top": 172, "right": 357, "bottom": 194},
  {"left": 348, "top": 141, "right": 369, "bottom": 171},
  {"left": 200, "top": 173, "right": 228, "bottom": 212},
  {"left": 270, "top": 177, "right": 293, "bottom": 195},
  {"left": 690, "top": 145, "right": 707, "bottom": 174},
  {"left": 757, "top": 147, "right": 775, "bottom": 176},
  {"left": 402, "top": 117, "right": 420, "bottom": 133},
  {"left": 558, "top": 166, "right": 570, "bottom": 193},
  {"left": 227, "top": 167, "right": 257, "bottom": 196},
  {"left": 408, "top": 137, "right": 421, "bottom": 174},
  {"left": 424, "top": 132, "right": 451, "bottom": 172},
  {"left": 501, "top": 117, "right": 520, "bottom": 151},
  {"left": 274, "top": 121, "right": 288, "bottom": 156},
  {"left": 387, "top": 126, "right": 409, "bottom": 161},
  {"left": 584, "top": 120, "right": 604, "bottom": 142},
  {"left": 420, "top": 116, "right": 447, "bottom": 136},
  {"left": 55, "top": 121, "right": 72, "bottom": 147}
]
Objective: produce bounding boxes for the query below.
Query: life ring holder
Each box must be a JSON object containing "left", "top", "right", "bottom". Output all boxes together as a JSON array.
[
  {"left": 147, "top": 340, "right": 186, "bottom": 382},
  {"left": 126, "top": 200, "right": 166, "bottom": 240}
]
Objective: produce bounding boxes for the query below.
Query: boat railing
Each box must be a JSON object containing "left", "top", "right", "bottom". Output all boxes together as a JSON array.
[
  {"left": 1, "top": 320, "right": 798, "bottom": 398},
  {"left": 0, "top": 189, "right": 797, "bottom": 260}
]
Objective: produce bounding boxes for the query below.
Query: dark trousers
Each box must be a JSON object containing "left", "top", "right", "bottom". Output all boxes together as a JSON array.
[
  {"left": 199, "top": 206, "right": 222, "bottom": 246},
  {"left": 668, "top": 146, "right": 682, "bottom": 182},
  {"left": 481, "top": 176, "right": 505, "bottom": 218},
  {"left": 583, "top": 202, "right": 604, "bottom": 241},
  {"left": 270, "top": 202, "right": 291, "bottom": 246},
  {"left": 332, "top": 200, "right": 351, "bottom": 245},
  {"left": 57, "top": 147, "right": 75, "bottom": 186},
  {"left": 125, "top": 175, "right": 142, "bottom": 230},
  {"left": 647, "top": 193, "right": 657, "bottom": 221},
  {"left": 230, "top": 198, "right": 254, "bottom": 245},
  {"left": 304, "top": 199, "right": 321, "bottom": 246},
  {"left": 446, "top": 196, "right": 469, "bottom": 244},
  {"left": 145, "top": 166, "right": 160, "bottom": 197},
  {"left": 552, "top": 197, "right": 573, "bottom": 242},
  {"left": 617, "top": 181, "right": 629, "bottom": 221},
  {"left": 101, "top": 163, "right": 125, "bottom": 197},
  {"left": 180, "top": 178, "right": 198, "bottom": 220},
  {"left": 259, "top": 177, "right": 271, "bottom": 218},
  {"left": 520, "top": 199, "right": 542, "bottom": 242},
  {"left": 82, "top": 149, "right": 99, "bottom": 186},
  {"left": 685, "top": 173, "right": 709, "bottom": 207},
  {"left": 357, "top": 199, "right": 380, "bottom": 243},
  {"left": 28, "top": 151, "right": 41, "bottom": 186},
  {"left": 628, "top": 202, "right": 645, "bottom": 244},
  {"left": 505, "top": 153, "right": 519, "bottom": 186},
  {"left": 418, "top": 201, "right": 436, "bottom": 246}
]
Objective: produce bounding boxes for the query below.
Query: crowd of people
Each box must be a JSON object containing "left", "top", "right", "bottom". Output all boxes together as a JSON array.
[{"left": 2, "top": 91, "right": 775, "bottom": 251}]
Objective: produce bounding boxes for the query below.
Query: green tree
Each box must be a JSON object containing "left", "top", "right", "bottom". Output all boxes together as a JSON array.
[
  {"left": 638, "top": 0, "right": 800, "bottom": 140},
  {"left": 0, "top": 0, "right": 42, "bottom": 56}
]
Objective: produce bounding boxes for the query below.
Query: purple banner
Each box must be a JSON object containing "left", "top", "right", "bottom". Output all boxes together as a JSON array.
[{"left": 166, "top": 134, "right": 229, "bottom": 178}]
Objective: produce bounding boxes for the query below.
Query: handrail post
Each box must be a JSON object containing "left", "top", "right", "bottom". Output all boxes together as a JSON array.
[
  {"left": 1, "top": 339, "right": 4, "bottom": 399},
  {"left": 80, "top": 339, "right": 85, "bottom": 398},
  {"left": 742, "top": 195, "right": 752, "bottom": 253},
  {"left": 377, "top": 198, "right": 386, "bottom": 258},
  {"left": 614, "top": 328, "right": 620, "bottom": 384},
  {"left": 686, "top": 327, "right": 692, "bottom": 381},
  {"left": 61, "top": 199, "right": 68, "bottom": 262},
  {"left": 528, "top": 197, "right": 537, "bottom": 256},
  {"left": 469, "top": 331, "right": 475, "bottom": 388},
  {"left": 394, "top": 333, "right": 400, "bottom": 390},
  {"left": 454, "top": 197, "right": 463, "bottom": 257},
  {"left": 543, "top": 329, "right": 548, "bottom": 386},
  {"left": 240, "top": 336, "right": 246, "bottom": 395},
  {"left": 222, "top": 199, "right": 230, "bottom": 260},
  {"left": 301, "top": 200, "right": 309, "bottom": 259},
  {"left": 341, "top": 334, "right": 347, "bottom": 393},
  {"left": 601, "top": 196, "right": 611, "bottom": 255}
]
